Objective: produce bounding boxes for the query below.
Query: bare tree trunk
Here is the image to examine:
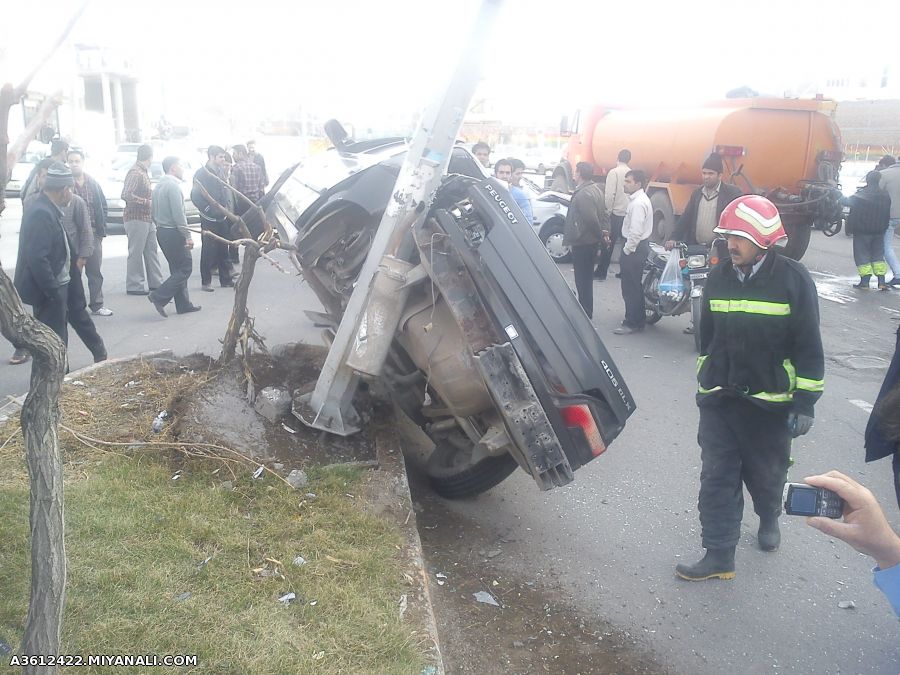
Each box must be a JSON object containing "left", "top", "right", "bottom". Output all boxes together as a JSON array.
[
  {"left": 219, "top": 244, "right": 261, "bottom": 363},
  {"left": 0, "top": 267, "right": 67, "bottom": 667}
]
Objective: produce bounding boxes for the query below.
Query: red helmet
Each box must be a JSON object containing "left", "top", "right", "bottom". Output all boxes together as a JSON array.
[{"left": 714, "top": 195, "right": 787, "bottom": 249}]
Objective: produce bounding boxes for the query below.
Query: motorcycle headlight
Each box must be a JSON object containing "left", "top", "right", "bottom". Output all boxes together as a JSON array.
[{"left": 687, "top": 255, "right": 706, "bottom": 268}]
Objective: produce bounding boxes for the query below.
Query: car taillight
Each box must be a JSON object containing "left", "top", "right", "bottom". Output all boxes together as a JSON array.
[{"left": 560, "top": 404, "right": 606, "bottom": 457}]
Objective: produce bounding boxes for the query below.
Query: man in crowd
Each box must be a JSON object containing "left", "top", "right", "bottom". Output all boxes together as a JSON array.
[
  {"left": 613, "top": 169, "right": 652, "bottom": 334},
  {"left": 149, "top": 157, "right": 200, "bottom": 317},
  {"left": 191, "top": 145, "right": 234, "bottom": 291},
  {"left": 68, "top": 149, "right": 112, "bottom": 316},
  {"left": 122, "top": 144, "right": 163, "bottom": 295},
  {"left": 877, "top": 156, "right": 900, "bottom": 285},
  {"left": 231, "top": 144, "right": 265, "bottom": 215},
  {"left": 60, "top": 182, "right": 107, "bottom": 363},
  {"left": 247, "top": 140, "right": 268, "bottom": 187},
  {"left": 8, "top": 158, "right": 53, "bottom": 365},
  {"left": 508, "top": 158, "right": 534, "bottom": 224},
  {"left": 493, "top": 157, "right": 512, "bottom": 184},
  {"left": 665, "top": 153, "right": 743, "bottom": 332},
  {"left": 563, "top": 162, "right": 608, "bottom": 319},
  {"left": 877, "top": 155, "right": 896, "bottom": 171},
  {"left": 13, "top": 163, "right": 76, "bottom": 352},
  {"left": 676, "top": 195, "right": 824, "bottom": 581},
  {"left": 595, "top": 148, "right": 631, "bottom": 281},
  {"left": 472, "top": 141, "right": 491, "bottom": 168},
  {"left": 20, "top": 138, "right": 68, "bottom": 200},
  {"left": 846, "top": 170, "right": 892, "bottom": 290}
]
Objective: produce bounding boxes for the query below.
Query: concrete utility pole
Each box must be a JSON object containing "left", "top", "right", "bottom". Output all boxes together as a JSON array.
[{"left": 295, "top": 0, "right": 504, "bottom": 436}]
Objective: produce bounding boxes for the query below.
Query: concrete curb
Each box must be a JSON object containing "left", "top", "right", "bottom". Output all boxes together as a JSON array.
[{"left": 373, "top": 405, "right": 445, "bottom": 674}]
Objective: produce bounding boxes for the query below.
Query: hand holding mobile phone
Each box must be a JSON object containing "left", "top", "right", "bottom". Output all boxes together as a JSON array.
[{"left": 783, "top": 483, "right": 845, "bottom": 519}]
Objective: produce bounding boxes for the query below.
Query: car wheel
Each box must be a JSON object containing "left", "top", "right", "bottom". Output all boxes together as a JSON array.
[
  {"left": 540, "top": 221, "right": 571, "bottom": 263},
  {"left": 427, "top": 436, "right": 519, "bottom": 499}
]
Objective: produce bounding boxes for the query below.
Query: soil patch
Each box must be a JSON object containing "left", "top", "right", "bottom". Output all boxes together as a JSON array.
[{"left": 172, "top": 343, "right": 376, "bottom": 469}]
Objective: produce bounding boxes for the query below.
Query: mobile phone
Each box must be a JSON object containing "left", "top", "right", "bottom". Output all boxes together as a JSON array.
[{"left": 783, "top": 483, "right": 845, "bottom": 519}]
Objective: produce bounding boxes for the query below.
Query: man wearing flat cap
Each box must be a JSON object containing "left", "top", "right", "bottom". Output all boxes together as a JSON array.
[{"left": 14, "top": 162, "right": 76, "bottom": 345}]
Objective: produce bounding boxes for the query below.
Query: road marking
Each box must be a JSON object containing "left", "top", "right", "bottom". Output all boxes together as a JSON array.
[{"left": 849, "top": 399, "right": 874, "bottom": 413}]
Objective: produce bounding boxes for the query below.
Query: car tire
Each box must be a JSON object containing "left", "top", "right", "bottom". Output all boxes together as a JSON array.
[
  {"left": 428, "top": 446, "right": 519, "bottom": 500},
  {"left": 540, "top": 219, "right": 571, "bottom": 264}
]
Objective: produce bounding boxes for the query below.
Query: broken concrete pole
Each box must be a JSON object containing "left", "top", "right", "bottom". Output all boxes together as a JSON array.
[{"left": 253, "top": 387, "right": 292, "bottom": 423}]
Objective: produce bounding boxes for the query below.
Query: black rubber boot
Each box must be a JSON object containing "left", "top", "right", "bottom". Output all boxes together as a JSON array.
[
  {"left": 758, "top": 516, "right": 781, "bottom": 552},
  {"left": 854, "top": 275, "right": 871, "bottom": 289},
  {"left": 675, "top": 547, "right": 736, "bottom": 581}
]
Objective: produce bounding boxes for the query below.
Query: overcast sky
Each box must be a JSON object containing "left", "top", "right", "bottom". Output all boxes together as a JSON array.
[{"left": 2, "top": 0, "right": 898, "bottom": 131}]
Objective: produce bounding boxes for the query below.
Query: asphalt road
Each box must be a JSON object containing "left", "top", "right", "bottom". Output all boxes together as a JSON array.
[
  {"left": 0, "top": 199, "right": 323, "bottom": 407},
  {"left": 419, "top": 230, "right": 900, "bottom": 674}
]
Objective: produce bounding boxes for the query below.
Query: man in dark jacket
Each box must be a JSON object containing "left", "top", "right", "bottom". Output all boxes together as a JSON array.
[
  {"left": 667, "top": 153, "right": 743, "bottom": 248},
  {"left": 676, "top": 195, "right": 824, "bottom": 582},
  {"left": 14, "top": 163, "right": 76, "bottom": 346},
  {"left": 563, "top": 162, "right": 609, "bottom": 319},
  {"left": 847, "top": 170, "right": 892, "bottom": 290},
  {"left": 69, "top": 149, "right": 112, "bottom": 315},
  {"left": 191, "top": 145, "right": 234, "bottom": 291}
]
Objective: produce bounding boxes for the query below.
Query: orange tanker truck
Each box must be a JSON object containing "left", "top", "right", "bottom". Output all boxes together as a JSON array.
[{"left": 551, "top": 98, "right": 845, "bottom": 260}]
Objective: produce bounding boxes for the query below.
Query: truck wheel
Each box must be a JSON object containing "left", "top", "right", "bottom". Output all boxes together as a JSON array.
[
  {"left": 427, "top": 439, "right": 519, "bottom": 499},
  {"left": 649, "top": 192, "right": 675, "bottom": 242},
  {"left": 540, "top": 219, "right": 572, "bottom": 263},
  {"left": 781, "top": 222, "right": 811, "bottom": 260}
]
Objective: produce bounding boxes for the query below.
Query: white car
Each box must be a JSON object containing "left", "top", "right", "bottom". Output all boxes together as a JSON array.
[{"left": 448, "top": 146, "right": 571, "bottom": 262}]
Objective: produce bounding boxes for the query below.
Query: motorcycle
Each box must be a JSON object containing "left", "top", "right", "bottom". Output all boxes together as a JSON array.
[
  {"left": 260, "top": 133, "right": 636, "bottom": 499},
  {"left": 642, "top": 239, "right": 727, "bottom": 352}
]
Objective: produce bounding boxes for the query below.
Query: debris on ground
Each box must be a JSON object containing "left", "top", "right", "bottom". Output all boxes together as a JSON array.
[
  {"left": 837, "top": 600, "right": 856, "bottom": 610},
  {"left": 151, "top": 410, "right": 168, "bottom": 433},
  {"left": 473, "top": 591, "right": 500, "bottom": 607},
  {"left": 252, "top": 465, "right": 265, "bottom": 479},
  {"left": 254, "top": 386, "right": 292, "bottom": 423},
  {"left": 286, "top": 469, "right": 308, "bottom": 489},
  {"left": 292, "top": 556, "right": 307, "bottom": 567},
  {"left": 174, "top": 592, "right": 192, "bottom": 602},
  {"left": 278, "top": 592, "right": 296, "bottom": 605}
]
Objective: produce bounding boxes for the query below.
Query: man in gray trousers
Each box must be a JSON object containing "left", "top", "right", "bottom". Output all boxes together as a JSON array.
[
  {"left": 122, "top": 144, "right": 163, "bottom": 294},
  {"left": 148, "top": 157, "right": 200, "bottom": 317}
]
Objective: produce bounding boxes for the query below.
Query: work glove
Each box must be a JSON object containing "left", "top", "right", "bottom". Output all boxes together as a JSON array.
[{"left": 788, "top": 412, "right": 814, "bottom": 438}]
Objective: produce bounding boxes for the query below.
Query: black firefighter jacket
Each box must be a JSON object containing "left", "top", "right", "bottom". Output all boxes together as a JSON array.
[
  {"left": 14, "top": 193, "right": 70, "bottom": 305},
  {"left": 671, "top": 182, "right": 744, "bottom": 244},
  {"left": 846, "top": 185, "right": 891, "bottom": 236},
  {"left": 697, "top": 251, "right": 825, "bottom": 418}
]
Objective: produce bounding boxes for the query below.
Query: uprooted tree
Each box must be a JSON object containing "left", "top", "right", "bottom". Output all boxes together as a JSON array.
[{"left": 0, "top": 5, "right": 86, "bottom": 670}]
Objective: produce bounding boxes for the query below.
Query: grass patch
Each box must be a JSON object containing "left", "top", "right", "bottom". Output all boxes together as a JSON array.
[{"left": 0, "top": 361, "right": 425, "bottom": 674}]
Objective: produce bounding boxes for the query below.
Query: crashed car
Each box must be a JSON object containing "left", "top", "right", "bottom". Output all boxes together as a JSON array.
[{"left": 261, "top": 133, "right": 635, "bottom": 498}]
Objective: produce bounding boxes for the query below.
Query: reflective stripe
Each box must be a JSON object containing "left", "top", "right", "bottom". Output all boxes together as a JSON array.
[
  {"left": 751, "top": 391, "right": 794, "bottom": 403},
  {"left": 796, "top": 376, "right": 824, "bottom": 392},
  {"left": 782, "top": 359, "right": 796, "bottom": 391},
  {"left": 698, "top": 385, "right": 723, "bottom": 395},
  {"left": 697, "top": 354, "right": 708, "bottom": 376},
  {"left": 708, "top": 299, "right": 791, "bottom": 316}
]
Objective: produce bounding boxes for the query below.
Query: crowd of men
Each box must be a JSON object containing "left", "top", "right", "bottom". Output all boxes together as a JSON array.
[
  {"left": 471, "top": 141, "right": 900, "bottom": 612},
  {"left": 8, "top": 138, "right": 269, "bottom": 364}
]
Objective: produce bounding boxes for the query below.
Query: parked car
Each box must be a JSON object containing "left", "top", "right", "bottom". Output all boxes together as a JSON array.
[
  {"left": 5, "top": 161, "right": 35, "bottom": 198},
  {"left": 102, "top": 157, "right": 200, "bottom": 227}
]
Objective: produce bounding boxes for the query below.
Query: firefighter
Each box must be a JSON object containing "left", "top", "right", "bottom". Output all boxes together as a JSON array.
[{"left": 676, "top": 195, "right": 825, "bottom": 581}]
